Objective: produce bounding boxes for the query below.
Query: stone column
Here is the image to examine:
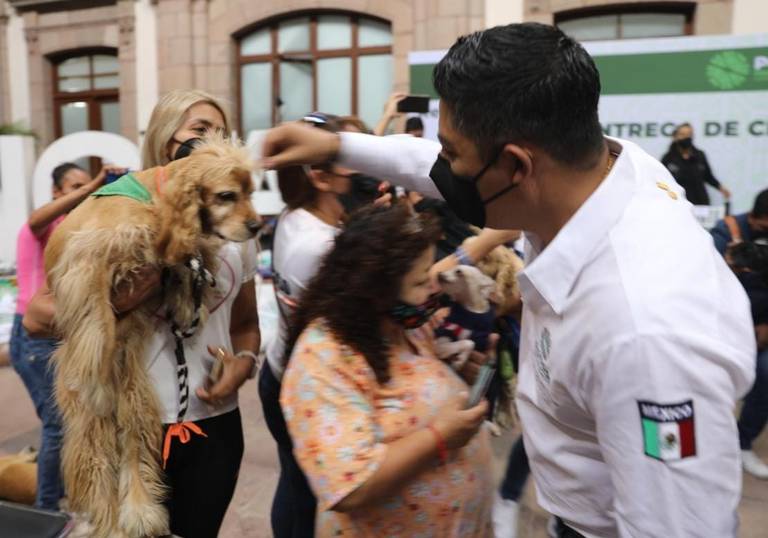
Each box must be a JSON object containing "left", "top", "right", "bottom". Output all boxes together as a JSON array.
[
  {"left": 156, "top": 0, "right": 195, "bottom": 92},
  {"left": 117, "top": 0, "right": 138, "bottom": 141}
]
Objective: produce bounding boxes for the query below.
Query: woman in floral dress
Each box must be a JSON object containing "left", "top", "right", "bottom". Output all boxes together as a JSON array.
[{"left": 280, "top": 204, "right": 493, "bottom": 537}]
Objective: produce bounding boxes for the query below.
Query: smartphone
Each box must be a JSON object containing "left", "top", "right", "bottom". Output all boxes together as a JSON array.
[
  {"left": 105, "top": 170, "right": 130, "bottom": 184},
  {"left": 397, "top": 95, "right": 430, "bottom": 114},
  {"left": 466, "top": 352, "right": 497, "bottom": 408}
]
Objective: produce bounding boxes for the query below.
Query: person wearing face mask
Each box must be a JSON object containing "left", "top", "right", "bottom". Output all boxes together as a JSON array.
[
  {"left": 661, "top": 123, "right": 731, "bottom": 206},
  {"left": 24, "top": 89, "right": 259, "bottom": 538},
  {"left": 261, "top": 111, "right": 514, "bottom": 537},
  {"left": 263, "top": 23, "right": 755, "bottom": 538},
  {"left": 280, "top": 204, "right": 493, "bottom": 536}
]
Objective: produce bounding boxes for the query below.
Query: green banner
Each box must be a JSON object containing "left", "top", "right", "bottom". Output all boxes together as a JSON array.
[
  {"left": 596, "top": 47, "right": 768, "bottom": 94},
  {"left": 410, "top": 46, "right": 768, "bottom": 96}
]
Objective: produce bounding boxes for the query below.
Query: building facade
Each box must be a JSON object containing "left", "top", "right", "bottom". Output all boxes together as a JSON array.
[{"left": 0, "top": 0, "right": 765, "bottom": 154}]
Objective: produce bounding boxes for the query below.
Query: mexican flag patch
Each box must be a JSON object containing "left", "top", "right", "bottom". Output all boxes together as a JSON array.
[{"left": 638, "top": 400, "right": 696, "bottom": 461}]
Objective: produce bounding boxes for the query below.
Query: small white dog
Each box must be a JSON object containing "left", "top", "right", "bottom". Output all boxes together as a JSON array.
[{"left": 435, "top": 265, "right": 498, "bottom": 370}]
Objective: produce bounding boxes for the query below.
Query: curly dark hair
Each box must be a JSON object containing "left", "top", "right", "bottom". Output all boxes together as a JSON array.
[{"left": 283, "top": 203, "right": 442, "bottom": 384}]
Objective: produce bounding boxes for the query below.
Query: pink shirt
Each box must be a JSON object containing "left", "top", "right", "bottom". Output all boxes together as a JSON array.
[{"left": 15, "top": 216, "right": 64, "bottom": 314}]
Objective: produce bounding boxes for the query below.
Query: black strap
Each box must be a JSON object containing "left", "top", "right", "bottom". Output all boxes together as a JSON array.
[{"left": 163, "top": 256, "right": 216, "bottom": 423}]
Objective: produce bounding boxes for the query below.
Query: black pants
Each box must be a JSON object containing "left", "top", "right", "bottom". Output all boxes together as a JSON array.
[
  {"left": 554, "top": 518, "right": 586, "bottom": 538},
  {"left": 163, "top": 408, "right": 244, "bottom": 538},
  {"left": 499, "top": 435, "right": 530, "bottom": 501},
  {"left": 258, "top": 362, "right": 317, "bottom": 538}
]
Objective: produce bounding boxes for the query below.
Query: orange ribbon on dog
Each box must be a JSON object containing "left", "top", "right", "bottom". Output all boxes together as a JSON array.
[
  {"left": 155, "top": 166, "right": 167, "bottom": 197},
  {"left": 162, "top": 421, "right": 207, "bottom": 469}
]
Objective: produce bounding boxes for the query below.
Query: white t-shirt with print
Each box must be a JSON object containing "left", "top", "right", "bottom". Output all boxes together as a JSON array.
[
  {"left": 146, "top": 240, "right": 258, "bottom": 424},
  {"left": 266, "top": 208, "right": 339, "bottom": 379}
]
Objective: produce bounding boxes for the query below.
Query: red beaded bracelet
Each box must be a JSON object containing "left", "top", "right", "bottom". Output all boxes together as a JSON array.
[{"left": 427, "top": 424, "right": 449, "bottom": 465}]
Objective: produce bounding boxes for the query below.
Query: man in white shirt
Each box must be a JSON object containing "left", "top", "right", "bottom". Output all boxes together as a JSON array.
[{"left": 263, "top": 22, "right": 755, "bottom": 538}]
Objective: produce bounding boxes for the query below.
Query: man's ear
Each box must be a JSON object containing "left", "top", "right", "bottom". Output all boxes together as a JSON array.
[{"left": 501, "top": 144, "right": 532, "bottom": 183}]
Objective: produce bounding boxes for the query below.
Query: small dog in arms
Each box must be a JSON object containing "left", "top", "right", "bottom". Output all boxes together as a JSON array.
[{"left": 435, "top": 265, "right": 499, "bottom": 370}]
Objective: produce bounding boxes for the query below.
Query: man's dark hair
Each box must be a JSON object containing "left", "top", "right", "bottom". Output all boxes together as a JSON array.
[
  {"left": 405, "top": 116, "right": 424, "bottom": 133},
  {"left": 752, "top": 189, "right": 768, "bottom": 218},
  {"left": 52, "top": 162, "right": 85, "bottom": 189},
  {"left": 433, "top": 23, "right": 604, "bottom": 168}
]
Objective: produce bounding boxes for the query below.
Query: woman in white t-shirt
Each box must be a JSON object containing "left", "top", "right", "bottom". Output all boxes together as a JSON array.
[
  {"left": 141, "top": 90, "right": 260, "bottom": 538},
  {"left": 25, "top": 90, "right": 260, "bottom": 538}
]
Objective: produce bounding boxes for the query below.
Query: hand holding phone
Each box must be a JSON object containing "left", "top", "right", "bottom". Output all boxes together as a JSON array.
[{"left": 466, "top": 343, "right": 497, "bottom": 408}]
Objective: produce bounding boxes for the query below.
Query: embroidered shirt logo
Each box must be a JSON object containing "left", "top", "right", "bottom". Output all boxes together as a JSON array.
[
  {"left": 534, "top": 328, "right": 551, "bottom": 384},
  {"left": 638, "top": 400, "right": 696, "bottom": 461}
]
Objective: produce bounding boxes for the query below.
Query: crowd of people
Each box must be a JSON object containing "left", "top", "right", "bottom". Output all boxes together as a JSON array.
[{"left": 5, "top": 21, "right": 767, "bottom": 538}]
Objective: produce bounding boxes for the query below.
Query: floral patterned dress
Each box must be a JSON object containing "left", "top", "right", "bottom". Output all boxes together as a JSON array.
[{"left": 280, "top": 320, "right": 493, "bottom": 537}]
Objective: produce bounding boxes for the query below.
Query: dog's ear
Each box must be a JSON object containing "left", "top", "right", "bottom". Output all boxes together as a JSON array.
[
  {"left": 155, "top": 165, "right": 203, "bottom": 265},
  {"left": 479, "top": 274, "right": 502, "bottom": 304}
]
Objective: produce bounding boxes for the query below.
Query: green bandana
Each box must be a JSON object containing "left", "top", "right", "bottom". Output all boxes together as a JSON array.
[{"left": 91, "top": 174, "right": 152, "bottom": 203}]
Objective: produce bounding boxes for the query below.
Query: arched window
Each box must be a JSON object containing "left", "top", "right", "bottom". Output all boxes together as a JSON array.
[
  {"left": 237, "top": 13, "right": 392, "bottom": 133},
  {"left": 556, "top": 3, "right": 694, "bottom": 41},
  {"left": 50, "top": 49, "right": 120, "bottom": 173},
  {"left": 52, "top": 50, "right": 120, "bottom": 137}
]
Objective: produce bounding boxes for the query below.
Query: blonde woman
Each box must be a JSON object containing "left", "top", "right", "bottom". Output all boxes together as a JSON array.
[{"left": 25, "top": 89, "right": 260, "bottom": 538}]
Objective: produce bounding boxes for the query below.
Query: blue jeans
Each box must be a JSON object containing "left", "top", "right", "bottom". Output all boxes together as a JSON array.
[
  {"left": 8, "top": 314, "right": 64, "bottom": 510},
  {"left": 738, "top": 347, "right": 768, "bottom": 450}
]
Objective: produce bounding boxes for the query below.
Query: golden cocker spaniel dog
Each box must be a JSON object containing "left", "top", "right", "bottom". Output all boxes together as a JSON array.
[{"left": 44, "top": 135, "right": 260, "bottom": 537}]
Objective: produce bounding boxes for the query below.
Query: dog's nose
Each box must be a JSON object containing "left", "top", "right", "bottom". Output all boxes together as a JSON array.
[
  {"left": 437, "top": 273, "right": 447, "bottom": 283},
  {"left": 246, "top": 220, "right": 261, "bottom": 234}
]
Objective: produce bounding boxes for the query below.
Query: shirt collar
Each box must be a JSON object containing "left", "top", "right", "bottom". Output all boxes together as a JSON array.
[{"left": 518, "top": 139, "right": 635, "bottom": 315}]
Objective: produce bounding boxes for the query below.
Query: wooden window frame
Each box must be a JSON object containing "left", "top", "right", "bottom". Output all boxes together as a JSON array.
[
  {"left": 235, "top": 11, "right": 392, "bottom": 133},
  {"left": 50, "top": 48, "right": 120, "bottom": 174},
  {"left": 555, "top": 2, "right": 696, "bottom": 40}
]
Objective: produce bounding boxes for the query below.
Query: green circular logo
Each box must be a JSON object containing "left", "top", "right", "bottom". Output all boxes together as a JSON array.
[{"left": 706, "top": 51, "right": 750, "bottom": 90}]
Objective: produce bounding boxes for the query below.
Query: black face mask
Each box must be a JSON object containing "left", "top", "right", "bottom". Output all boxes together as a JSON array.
[
  {"left": 172, "top": 137, "right": 203, "bottom": 161},
  {"left": 336, "top": 173, "right": 383, "bottom": 214},
  {"left": 428, "top": 150, "right": 516, "bottom": 228},
  {"left": 676, "top": 137, "right": 693, "bottom": 150}
]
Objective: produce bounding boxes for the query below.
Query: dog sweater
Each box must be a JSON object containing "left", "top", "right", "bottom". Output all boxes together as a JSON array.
[{"left": 435, "top": 303, "right": 495, "bottom": 352}]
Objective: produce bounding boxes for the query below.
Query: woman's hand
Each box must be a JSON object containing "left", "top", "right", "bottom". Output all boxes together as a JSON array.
[
  {"left": 111, "top": 265, "right": 162, "bottom": 314},
  {"left": 196, "top": 345, "right": 253, "bottom": 405},
  {"left": 432, "top": 392, "right": 488, "bottom": 450},
  {"left": 382, "top": 92, "right": 407, "bottom": 120},
  {"left": 457, "top": 334, "right": 498, "bottom": 385}
]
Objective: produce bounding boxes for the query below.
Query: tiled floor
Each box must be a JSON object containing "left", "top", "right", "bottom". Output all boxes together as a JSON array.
[{"left": 1, "top": 364, "right": 766, "bottom": 537}]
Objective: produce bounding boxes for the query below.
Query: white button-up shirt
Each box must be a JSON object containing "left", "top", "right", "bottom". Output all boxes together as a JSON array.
[
  {"left": 336, "top": 133, "right": 756, "bottom": 537},
  {"left": 516, "top": 138, "right": 755, "bottom": 537}
]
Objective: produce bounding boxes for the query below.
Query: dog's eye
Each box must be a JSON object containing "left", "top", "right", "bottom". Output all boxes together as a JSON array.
[{"left": 216, "top": 191, "right": 238, "bottom": 202}]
